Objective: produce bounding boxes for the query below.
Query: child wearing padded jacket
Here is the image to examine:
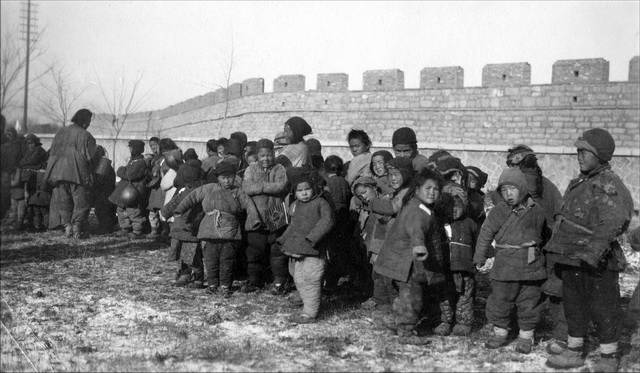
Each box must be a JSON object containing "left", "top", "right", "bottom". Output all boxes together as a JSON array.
[
  {"left": 174, "top": 160, "right": 262, "bottom": 297},
  {"left": 276, "top": 168, "right": 335, "bottom": 324},
  {"left": 473, "top": 168, "right": 550, "bottom": 354}
]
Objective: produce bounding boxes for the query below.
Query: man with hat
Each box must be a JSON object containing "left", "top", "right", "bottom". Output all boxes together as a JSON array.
[
  {"left": 44, "top": 108, "right": 97, "bottom": 238},
  {"left": 109, "top": 139, "right": 149, "bottom": 239},
  {"left": 391, "top": 127, "right": 430, "bottom": 173},
  {"left": 545, "top": 128, "right": 634, "bottom": 372}
]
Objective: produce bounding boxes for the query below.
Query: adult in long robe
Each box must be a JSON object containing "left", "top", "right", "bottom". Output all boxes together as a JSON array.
[{"left": 44, "top": 109, "right": 97, "bottom": 238}]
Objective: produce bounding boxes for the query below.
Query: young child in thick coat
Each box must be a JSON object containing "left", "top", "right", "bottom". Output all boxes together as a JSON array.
[
  {"left": 174, "top": 160, "right": 261, "bottom": 297},
  {"left": 240, "top": 139, "right": 289, "bottom": 294},
  {"left": 373, "top": 168, "right": 445, "bottom": 345},
  {"left": 345, "top": 129, "right": 373, "bottom": 186},
  {"left": 161, "top": 155, "right": 205, "bottom": 288},
  {"left": 473, "top": 167, "right": 549, "bottom": 354},
  {"left": 276, "top": 169, "right": 335, "bottom": 324},
  {"left": 109, "top": 140, "right": 148, "bottom": 239},
  {"left": 434, "top": 193, "right": 479, "bottom": 336}
]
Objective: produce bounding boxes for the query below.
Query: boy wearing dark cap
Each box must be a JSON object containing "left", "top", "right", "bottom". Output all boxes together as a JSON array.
[
  {"left": 173, "top": 160, "right": 262, "bottom": 297},
  {"left": 545, "top": 128, "right": 633, "bottom": 372},
  {"left": 391, "top": 127, "right": 430, "bottom": 173},
  {"left": 109, "top": 140, "right": 149, "bottom": 239}
]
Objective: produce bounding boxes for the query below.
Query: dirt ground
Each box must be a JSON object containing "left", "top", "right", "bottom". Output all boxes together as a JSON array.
[{"left": 1, "top": 219, "right": 639, "bottom": 372}]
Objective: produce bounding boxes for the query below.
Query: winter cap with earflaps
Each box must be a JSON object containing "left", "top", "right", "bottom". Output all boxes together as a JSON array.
[
  {"left": 392, "top": 127, "right": 417, "bottom": 146},
  {"left": 466, "top": 166, "right": 488, "bottom": 189},
  {"left": 497, "top": 168, "right": 529, "bottom": 197},
  {"left": 507, "top": 145, "right": 535, "bottom": 166},
  {"left": 574, "top": 128, "right": 615, "bottom": 162}
]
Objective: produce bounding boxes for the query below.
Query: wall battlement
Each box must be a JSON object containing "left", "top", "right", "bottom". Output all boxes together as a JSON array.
[{"left": 78, "top": 57, "right": 640, "bottom": 208}]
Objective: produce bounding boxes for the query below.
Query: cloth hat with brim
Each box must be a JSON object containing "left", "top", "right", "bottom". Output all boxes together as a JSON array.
[
  {"left": 497, "top": 168, "right": 528, "bottom": 196},
  {"left": 574, "top": 128, "right": 615, "bottom": 162},
  {"left": 215, "top": 160, "right": 238, "bottom": 176},
  {"left": 392, "top": 127, "right": 417, "bottom": 146},
  {"left": 351, "top": 176, "right": 378, "bottom": 194}
]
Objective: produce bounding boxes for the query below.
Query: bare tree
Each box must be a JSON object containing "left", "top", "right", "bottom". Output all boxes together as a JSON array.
[
  {"left": 35, "top": 62, "right": 90, "bottom": 126},
  {"left": 93, "top": 66, "right": 152, "bottom": 167},
  {"left": 0, "top": 28, "right": 51, "bottom": 127}
]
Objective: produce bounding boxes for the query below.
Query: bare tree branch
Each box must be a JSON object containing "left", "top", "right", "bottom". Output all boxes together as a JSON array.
[
  {"left": 0, "top": 27, "right": 49, "bottom": 114},
  {"left": 35, "top": 61, "right": 90, "bottom": 126},
  {"left": 92, "top": 65, "right": 152, "bottom": 167}
]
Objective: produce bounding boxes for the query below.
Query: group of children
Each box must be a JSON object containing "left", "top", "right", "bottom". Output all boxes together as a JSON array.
[{"left": 2, "top": 117, "right": 624, "bottom": 363}]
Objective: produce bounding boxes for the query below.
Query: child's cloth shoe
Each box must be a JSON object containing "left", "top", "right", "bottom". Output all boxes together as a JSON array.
[
  {"left": 452, "top": 324, "right": 472, "bottom": 336},
  {"left": 514, "top": 337, "right": 533, "bottom": 354},
  {"left": 187, "top": 280, "right": 205, "bottom": 289},
  {"left": 115, "top": 228, "right": 130, "bottom": 237},
  {"left": 288, "top": 313, "right": 316, "bottom": 324},
  {"left": 545, "top": 348, "right": 585, "bottom": 369},
  {"left": 545, "top": 339, "right": 567, "bottom": 355},
  {"left": 241, "top": 283, "right": 261, "bottom": 293},
  {"left": 485, "top": 334, "right": 509, "bottom": 349},
  {"left": 218, "top": 285, "right": 232, "bottom": 298},
  {"left": 434, "top": 322, "right": 452, "bottom": 336},
  {"left": 595, "top": 353, "right": 619, "bottom": 373},
  {"left": 173, "top": 274, "right": 191, "bottom": 287},
  {"left": 269, "top": 283, "right": 285, "bottom": 295}
]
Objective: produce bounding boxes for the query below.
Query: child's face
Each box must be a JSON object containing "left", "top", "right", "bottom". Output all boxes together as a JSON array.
[
  {"left": 453, "top": 203, "right": 465, "bottom": 220},
  {"left": 387, "top": 168, "right": 405, "bottom": 190},
  {"left": 149, "top": 141, "right": 159, "bottom": 154},
  {"left": 371, "top": 155, "right": 387, "bottom": 177},
  {"left": 349, "top": 138, "right": 369, "bottom": 157},
  {"left": 256, "top": 148, "right": 274, "bottom": 169},
  {"left": 217, "top": 145, "right": 228, "bottom": 155},
  {"left": 218, "top": 174, "right": 235, "bottom": 189},
  {"left": 27, "top": 141, "right": 36, "bottom": 150},
  {"left": 415, "top": 179, "right": 441, "bottom": 206},
  {"left": 294, "top": 181, "right": 314, "bottom": 203},
  {"left": 393, "top": 144, "right": 416, "bottom": 159},
  {"left": 468, "top": 174, "right": 478, "bottom": 190},
  {"left": 500, "top": 185, "right": 522, "bottom": 206},
  {"left": 247, "top": 155, "right": 258, "bottom": 167},
  {"left": 354, "top": 184, "right": 377, "bottom": 203}
]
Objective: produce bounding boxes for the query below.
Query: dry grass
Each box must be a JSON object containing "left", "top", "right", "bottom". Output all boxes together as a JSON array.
[{"left": 1, "top": 218, "right": 639, "bottom": 372}]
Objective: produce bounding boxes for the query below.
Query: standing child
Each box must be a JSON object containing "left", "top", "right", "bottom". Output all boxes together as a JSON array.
[
  {"left": 373, "top": 168, "right": 445, "bottom": 345},
  {"left": 345, "top": 129, "right": 373, "bottom": 186},
  {"left": 466, "top": 165, "right": 488, "bottom": 227},
  {"left": 174, "top": 160, "right": 261, "bottom": 297},
  {"left": 473, "top": 168, "right": 549, "bottom": 354},
  {"left": 92, "top": 146, "right": 117, "bottom": 234},
  {"left": 19, "top": 134, "right": 48, "bottom": 230},
  {"left": 109, "top": 140, "right": 149, "bottom": 239},
  {"left": 241, "top": 139, "right": 289, "bottom": 294},
  {"left": 434, "top": 193, "right": 479, "bottom": 336},
  {"left": 276, "top": 169, "right": 335, "bottom": 324}
]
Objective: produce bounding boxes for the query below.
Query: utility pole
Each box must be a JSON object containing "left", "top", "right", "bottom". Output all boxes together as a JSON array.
[{"left": 20, "top": 0, "right": 39, "bottom": 134}]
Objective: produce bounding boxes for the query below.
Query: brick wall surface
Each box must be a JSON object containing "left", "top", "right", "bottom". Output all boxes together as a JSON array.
[
  {"left": 552, "top": 59, "right": 609, "bottom": 84},
  {"left": 363, "top": 69, "right": 404, "bottom": 91},
  {"left": 420, "top": 66, "right": 464, "bottom": 88},
  {"left": 482, "top": 62, "right": 531, "bottom": 87}
]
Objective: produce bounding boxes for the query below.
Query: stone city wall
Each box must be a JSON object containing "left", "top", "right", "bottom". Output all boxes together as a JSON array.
[{"left": 38, "top": 57, "right": 640, "bottom": 209}]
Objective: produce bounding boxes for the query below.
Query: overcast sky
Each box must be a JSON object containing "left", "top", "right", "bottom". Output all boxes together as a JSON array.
[{"left": 1, "top": 1, "right": 639, "bottom": 119}]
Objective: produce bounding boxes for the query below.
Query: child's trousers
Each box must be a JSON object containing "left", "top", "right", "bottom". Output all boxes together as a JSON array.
[
  {"left": 486, "top": 279, "right": 544, "bottom": 332},
  {"left": 246, "top": 230, "right": 289, "bottom": 286},
  {"left": 117, "top": 206, "right": 145, "bottom": 234},
  {"left": 203, "top": 240, "right": 238, "bottom": 288},
  {"left": 289, "top": 256, "right": 326, "bottom": 319}
]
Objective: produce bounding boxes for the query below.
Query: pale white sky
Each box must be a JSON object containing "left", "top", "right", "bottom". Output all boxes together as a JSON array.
[{"left": 1, "top": 1, "right": 639, "bottom": 120}]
